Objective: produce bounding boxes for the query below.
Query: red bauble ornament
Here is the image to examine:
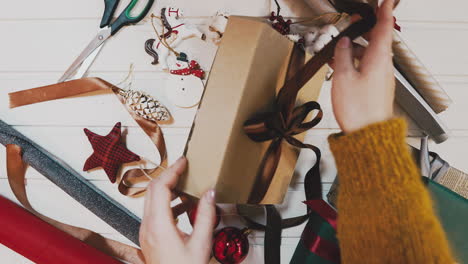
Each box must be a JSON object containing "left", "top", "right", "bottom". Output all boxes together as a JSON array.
[
  {"left": 213, "top": 227, "right": 250, "bottom": 264},
  {"left": 188, "top": 203, "right": 221, "bottom": 228}
]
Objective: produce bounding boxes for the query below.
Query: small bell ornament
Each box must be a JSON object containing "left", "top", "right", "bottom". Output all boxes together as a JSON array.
[
  {"left": 213, "top": 227, "right": 250, "bottom": 264},
  {"left": 119, "top": 89, "right": 171, "bottom": 122}
]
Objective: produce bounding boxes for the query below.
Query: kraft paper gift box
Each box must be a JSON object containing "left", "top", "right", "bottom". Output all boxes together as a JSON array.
[{"left": 177, "top": 16, "right": 328, "bottom": 204}]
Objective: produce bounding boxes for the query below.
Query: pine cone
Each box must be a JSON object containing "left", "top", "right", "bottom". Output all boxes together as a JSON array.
[{"left": 120, "top": 89, "right": 171, "bottom": 122}]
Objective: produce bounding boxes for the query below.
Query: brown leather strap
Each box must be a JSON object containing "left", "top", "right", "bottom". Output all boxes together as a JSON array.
[{"left": 5, "top": 144, "right": 145, "bottom": 264}]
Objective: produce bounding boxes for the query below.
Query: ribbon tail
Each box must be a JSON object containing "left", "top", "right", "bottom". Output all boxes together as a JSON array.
[
  {"left": 283, "top": 136, "right": 322, "bottom": 201},
  {"left": 118, "top": 163, "right": 166, "bottom": 197},
  {"left": 247, "top": 139, "right": 283, "bottom": 204},
  {"left": 264, "top": 205, "right": 282, "bottom": 264},
  {"left": 5, "top": 144, "right": 145, "bottom": 264},
  {"left": 303, "top": 144, "right": 322, "bottom": 201}
]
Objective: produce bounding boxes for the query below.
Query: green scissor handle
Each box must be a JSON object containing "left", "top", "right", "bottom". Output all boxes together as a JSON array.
[
  {"left": 110, "top": 0, "right": 155, "bottom": 35},
  {"left": 100, "top": 0, "right": 120, "bottom": 28}
]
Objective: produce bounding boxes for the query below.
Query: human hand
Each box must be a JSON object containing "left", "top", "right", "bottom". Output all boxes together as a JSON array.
[
  {"left": 140, "top": 157, "right": 216, "bottom": 264},
  {"left": 331, "top": 0, "right": 395, "bottom": 133}
]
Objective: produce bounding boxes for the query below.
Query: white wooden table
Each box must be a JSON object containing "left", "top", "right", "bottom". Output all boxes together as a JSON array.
[{"left": 0, "top": 0, "right": 466, "bottom": 263}]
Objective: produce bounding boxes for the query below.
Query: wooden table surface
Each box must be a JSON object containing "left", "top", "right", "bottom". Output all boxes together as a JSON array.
[{"left": 0, "top": 0, "right": 467, "bottom": 263}]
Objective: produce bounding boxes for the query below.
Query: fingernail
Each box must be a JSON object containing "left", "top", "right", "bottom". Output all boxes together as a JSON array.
[
  {"left": 176, "top": 156, "right": 186, "bottom": 163},
  {"left": 338, "top": 37, "right": 350, "bottom": 48},
  {"left": 204, "top": 189, "right": 216, "bottom": 204}
]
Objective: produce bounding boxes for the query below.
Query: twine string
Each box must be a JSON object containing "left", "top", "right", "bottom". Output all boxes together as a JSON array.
[{"left": 150, "top": 14, "right": 180, "bottom": 57}]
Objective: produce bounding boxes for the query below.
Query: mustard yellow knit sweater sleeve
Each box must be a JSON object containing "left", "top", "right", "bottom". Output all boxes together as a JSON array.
[{"left": 328, "top": 118, "right": 455, "bottom": 264}]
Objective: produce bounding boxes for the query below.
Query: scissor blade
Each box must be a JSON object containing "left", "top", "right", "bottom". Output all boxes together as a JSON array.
[
  {"left": 58, "top": 27, "right": 111, "bottom": 83},
  {"left": 67, "top": 44, "right": 104, "bottom": 81}
]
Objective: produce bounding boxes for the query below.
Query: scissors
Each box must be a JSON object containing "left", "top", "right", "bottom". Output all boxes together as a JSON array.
[{"left": 58, "top": 0, "right": 155, "bottom": 83}]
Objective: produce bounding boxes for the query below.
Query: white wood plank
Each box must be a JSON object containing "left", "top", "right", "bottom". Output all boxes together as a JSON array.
[
  {"left": 395, "top": 0, "right": 468, "bottom": 23},
  {"left": 295, "top": 129, "right": 339, "bottom": 183},
  {"left": 6, "top": 0, "right": 467, "bottom": 23},
  {"left": 438, "top": 80, "right": 468, "bottom": 130},
  {"left": 0, "top": 19, "right": 218, "bottom": 73},
  {"left": 273, "top": 0, "right": 468, "bottom": 23},
  {"left": 0, "top": 0, "right": 465, "bottom": 263},
  {"left": 0, "top": 5, "right": 464, "bottom": 78},
  {"left": 0, "top": 0, "right": 269, "bottom": 20},
  {"left": 428, "top": 131, "right": 468, "bottom": 174},
  {"left": 1, "top": 19, "right": 465, "bottom": 77},
  {"left": 0, "top": 244, "right": 34, "bottom": 264},
  {"left": 397, "top": 22, "right": 468, "bottom": 76},
  {"left": 269, "top": 0, "right": 327, "bottom": 18}
]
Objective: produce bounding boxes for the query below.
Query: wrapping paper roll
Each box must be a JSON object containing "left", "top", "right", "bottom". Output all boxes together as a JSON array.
[
  {"left": 392, "top": 32, "right": 452, "bottom": 113},
  {"left": 0, "top": 119, "right": 141, "bottom": 245},
  {"left": 0, "top": 195, "right": 122, "bottom": 264}
]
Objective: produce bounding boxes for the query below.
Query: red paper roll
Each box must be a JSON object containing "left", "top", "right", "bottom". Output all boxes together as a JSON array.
[{"left": 0, "top": 196, "right": 122, "bottom": 264}]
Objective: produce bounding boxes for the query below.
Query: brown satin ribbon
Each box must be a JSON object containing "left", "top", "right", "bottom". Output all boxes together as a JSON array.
[
  {"left": 242, "top": 3, "right": 376, "bottom": 264},
  {"left": 9, "top": 78, "right": 168, "bottom": 198},
  {"left": 244, "top": 1, "right": 376, "bottom": 204},
  {"left": 244, "top": 45, "right": 324, "bottom": 204},
  {"left": 5, "top": 144, "right": 145, "bottom": 264}
]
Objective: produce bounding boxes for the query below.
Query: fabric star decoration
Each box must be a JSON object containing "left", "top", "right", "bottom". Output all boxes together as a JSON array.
[{"left": 83, "top": 122, "right": 140, "bottom": 183}]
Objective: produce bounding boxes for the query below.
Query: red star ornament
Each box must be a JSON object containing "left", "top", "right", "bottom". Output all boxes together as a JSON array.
[{"left": 83, "top": 122, "right": 140, "bottom": 183}]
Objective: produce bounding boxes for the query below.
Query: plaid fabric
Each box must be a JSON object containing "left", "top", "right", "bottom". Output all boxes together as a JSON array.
[
  {"left": 290, "top": 200, "right": 340, "bottom": 264},
  {"left": 83, "top": 122, "right": 140, "bottom": 183}
]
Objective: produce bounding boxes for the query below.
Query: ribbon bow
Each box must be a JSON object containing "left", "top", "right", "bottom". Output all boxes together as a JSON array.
[
  {"left": 243, "top": 1, "right": 377, "bottom": 205},
  {"left": 170, "top": 60, "right": 205, "bottom": 79},
  {"left": 244, "top": 101, "right": 323, "bottom": 204}
]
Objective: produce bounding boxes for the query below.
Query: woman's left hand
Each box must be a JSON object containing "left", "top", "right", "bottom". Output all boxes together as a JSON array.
[{"left": 139, "top": 157, "right": 216, "bottom": 264}]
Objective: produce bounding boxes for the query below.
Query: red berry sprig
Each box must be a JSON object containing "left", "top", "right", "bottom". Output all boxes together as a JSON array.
[{"left": 269, "top": 11, "right": 292, "bottom": 35}]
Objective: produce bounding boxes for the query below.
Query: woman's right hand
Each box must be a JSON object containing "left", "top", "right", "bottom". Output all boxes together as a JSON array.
[
  {"left": 139, "top": 158, "right": 216, "bottom": 264},
  {"left": 331, "top": 0, "right": 396, "bottom": 133}
]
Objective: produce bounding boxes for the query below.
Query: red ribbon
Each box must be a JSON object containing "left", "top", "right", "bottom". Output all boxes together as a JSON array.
[{"left": 170, "top": 60, "right": 205, "bottom": 79}]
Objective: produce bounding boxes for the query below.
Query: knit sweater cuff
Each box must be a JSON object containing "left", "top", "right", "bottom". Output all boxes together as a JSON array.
[{"left": 328, "top": 118, "right": 418, "bottom": 191}]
